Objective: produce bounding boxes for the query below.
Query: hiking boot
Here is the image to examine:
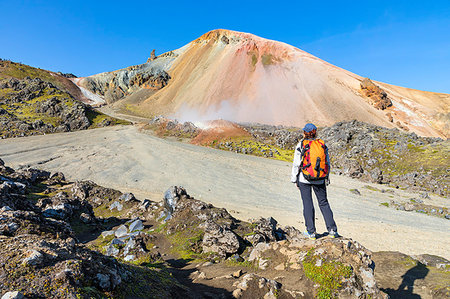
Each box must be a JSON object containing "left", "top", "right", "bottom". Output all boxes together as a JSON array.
[
  {"left": 328, "top": 230, "right": 339, "bottom": 238},
  {"left": 304, "top": 231, "right": 316, "bottom": 240}
]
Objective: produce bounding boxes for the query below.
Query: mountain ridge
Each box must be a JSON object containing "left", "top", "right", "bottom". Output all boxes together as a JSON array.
[{"left": 75, "top": 29, "right": 449, "bottom": 138}]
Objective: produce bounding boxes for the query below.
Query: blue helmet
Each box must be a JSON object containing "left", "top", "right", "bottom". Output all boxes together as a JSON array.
[{"left": 302, "top": 123, "right": 317, "bottom": 132}]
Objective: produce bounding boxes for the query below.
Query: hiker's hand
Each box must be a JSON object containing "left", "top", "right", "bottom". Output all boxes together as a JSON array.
[{"left": 326, "top": 177, "right": 330, "bottom": 186}]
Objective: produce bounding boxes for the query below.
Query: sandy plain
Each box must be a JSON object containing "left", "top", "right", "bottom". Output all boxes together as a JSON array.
[{"left": 0, "top": 125, "right": 448, "bottom": 259}]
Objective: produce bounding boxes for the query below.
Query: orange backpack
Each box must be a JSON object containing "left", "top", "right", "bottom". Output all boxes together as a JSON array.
[{"left": 300, "top": 139, "right": 329, "bottom": 180}]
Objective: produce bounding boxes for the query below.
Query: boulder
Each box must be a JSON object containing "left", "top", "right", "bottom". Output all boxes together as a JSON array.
[
  {"left": 1, "top": 291, "right": 24, "bottom": 299},
  {"left": 115, "top": 225, "right": 128, "bottom": 238},
  {"left": 201, "top": 221, "right": 240, "bottom": 257},
  {"left": 163, "top": 186, "right": 188, "bottom": 220},
  {"left": 109, "top": 201, "right": 123, "bottom": 211},
  {"left": 105, "top": 245, "right": 120, "bottom": 257},
  {"left": 22, "top": 250, "right": 44, "bottom": 266},
  {"left": 129, "top": 219, "right": 144, "bottom": 232},
  {"left": 96, "top": 273, "right": 111, "bottom": 290},
  {"left": 248, "top": 217, "right": 279, "bottom": 244},
  {"left": 80, "top": 212, "right": 92, "bottom": 223},
  {"left": 119, "top": 192, "right": 136, "bottom": 202},
  {"left": 248, "top": 242, "right": 271, "bottom": 261}
]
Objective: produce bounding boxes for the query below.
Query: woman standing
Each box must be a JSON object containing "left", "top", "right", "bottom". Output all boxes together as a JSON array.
[{"left": 291, "top": 123, "right": 338, "bottom": 240}]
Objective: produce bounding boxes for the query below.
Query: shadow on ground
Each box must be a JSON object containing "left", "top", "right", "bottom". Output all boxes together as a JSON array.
[
  {"left": 381, "top": 263, "right": 429, "bottom": 299},
  {"left": 166, "top": 258, "right": 233, "bottom": 299}
]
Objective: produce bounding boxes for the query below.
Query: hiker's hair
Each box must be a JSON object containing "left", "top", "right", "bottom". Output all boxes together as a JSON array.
[{"left": 304, "top": 129, "right": 317, "bottom": 139}]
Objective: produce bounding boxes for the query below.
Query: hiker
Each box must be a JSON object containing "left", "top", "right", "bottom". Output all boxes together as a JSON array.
[{"left": 291, "top": 123, "right": 338, "bottom": 240}]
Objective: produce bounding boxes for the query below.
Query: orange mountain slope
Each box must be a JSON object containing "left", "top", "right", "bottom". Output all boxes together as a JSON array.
[{"left": 76, "top": 29, "right": 449, "bottom": 138}]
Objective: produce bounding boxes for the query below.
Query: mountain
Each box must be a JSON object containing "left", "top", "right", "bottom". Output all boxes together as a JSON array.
[{"left": 75, "top": 29, "right": 450, "bottom": 138}]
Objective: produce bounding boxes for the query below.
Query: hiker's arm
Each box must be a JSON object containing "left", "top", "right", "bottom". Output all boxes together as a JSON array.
[{"left": 291, "top": 143, "right": 301, "bottom": 183}]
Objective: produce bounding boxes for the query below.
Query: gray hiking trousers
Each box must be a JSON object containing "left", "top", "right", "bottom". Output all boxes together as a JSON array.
[{"left": 297, "top": 181, "right": 337, "bottom": 234}]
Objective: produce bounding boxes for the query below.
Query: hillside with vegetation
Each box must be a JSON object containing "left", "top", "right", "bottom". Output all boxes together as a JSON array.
[{"left": 0, "top": 59, "right": 129, "bottom": 138}]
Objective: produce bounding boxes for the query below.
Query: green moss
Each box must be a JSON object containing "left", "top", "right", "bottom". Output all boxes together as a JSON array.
[
  {"left": 364, "top": 185, "right": 381, "bottom": 192},
  {"left": 167, "top": 227, "right": 204, "bottom": 260},
  {"left": 302, "top": 249, "right": 353, "bottom": 298},
  {"left": 111, "top": 264, "right": 183, "bottom": 299},
  {"left": 251, "top": 54, "right": 258, "bottom": 66},
  {"left": 86, "top": 108, "right": 130, "bottom": 129},
  {"left": 154, "top": 222, "right": 167, "bottom": 233},
  {"left": 93, "top": 204, "right": 123, "bottom": 218},
  {"left": 0, "top": 61, "right": 57, "bottom": 81},
  {"left": 380, "top": 202, "right": 389, "bottom": 207},
  {"left": 225, "top": 259, "right": 256, "bottom": 269},
  {"left": 215, "top": 137, "right": 294, "bottom": 162},
  {"left": 261, "top": 54, "right": 274, "bottom": 65}
]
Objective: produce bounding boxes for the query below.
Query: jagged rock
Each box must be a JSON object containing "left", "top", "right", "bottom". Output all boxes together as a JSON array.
[
  {"left": 96, "top": 273, "right": 111, "bottom": 290},
  {"left": 229, "top": 254, "right": 244, "bottom": 263},
  {"left": 48, "top": 172, "right": 65, "bottom": 184},
  {"left": 119, "top": 192, "right": 136, "bottom": 202},
  {"left": 17, "top": 168, "right": 51, "bottom": 183},
  {"left": 201, "top": 221, "right": 240, "bottom": 257},
  {"left": 80, "top": 212, "right": 92, "bottom": 223},
  {"left": 111, "top": 238, "right": 125, "bottom": 246},
  {"left": 359, "top": 267, "right": 378, "bottom": 293},
  {"left": 1, "top": 291, "right": 24, "bottom": 299},
  {"left": 140, "top": 199, "right": 151, "bottom": 211},
  {"left": 101, "top": 230, "right": 114, "bottom": 238},
  {"left": 283, "top": 226, "right": 304, "bottom": 242},
  {"left": 71, "top": 181, "right": 88, "bottom": 200},
  {"left": 105, "top": 244, "right": 120, "bottom": 256},
  {"left": 115, "top": 225, "right": 128, "bottom": 238},
  {"left": 123, "top": 239, "right": 136, "bottom": 255},
  {"left": 81, "top": 62, "right": 171, "bottom": 103},
  {"left": 129, "top": 219, "right": 144, "bottom": 232},
  {"left": 124, "top": 255, "right": 135, "bottom": 262},
  {"left": 244, "top": 233, "right": 266, "bottom": 246},
  {"left": 233, "top": 269, "right": 243, "bottom": 278},
  {"left": 22, "top": 250, "right": 44, "bottom": 266},
  {"left": 235, "top": 274, "right": 281, "bottom": 298},
  {"left": 245, "top": 217, "right": 279, "bottom": 245},
  {"left": 248, "top": 242, "right": 271, "bottom": 261},
  {"left": 150, "top": 49, "right": 156, "bottom": 61},
  {"left": 258, "top": 258, "right": 269, "bottom": 269},
  {"left": 163, "top": 186, "right": 188, "bottom": 220},
  {"left": 360, "top": 78, "right": 392, "bottom": 110},
  {"left": 42, "top": 203, "right": 73, "bottom": 220},
  {"left": 109, "top": 201, "right": 123, "bottom": 211},
  {"left": 404, "top": 203, "right": 416, "bottom": 211},
  {"left": 350, "top": 189, "right": 361, "bottom": 196}
]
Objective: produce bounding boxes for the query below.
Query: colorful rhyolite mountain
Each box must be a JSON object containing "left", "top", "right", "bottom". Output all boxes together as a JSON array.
[{"left": 76, "top": 29, "right": 449, "bottom": 138}]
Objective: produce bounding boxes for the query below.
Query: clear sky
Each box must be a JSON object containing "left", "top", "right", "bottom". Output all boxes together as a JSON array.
[{"left": 1, "top": 0, "right": 449, "bottom": 93}]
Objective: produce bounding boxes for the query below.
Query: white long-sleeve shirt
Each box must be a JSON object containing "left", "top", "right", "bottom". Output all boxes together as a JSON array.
[{"left": 291, "top": 139, "right": 329, "bottom": 185}]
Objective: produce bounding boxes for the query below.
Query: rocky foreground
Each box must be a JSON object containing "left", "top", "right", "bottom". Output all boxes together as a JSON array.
[{"left": 1, "top": 158, "right": 449, "bottom": 298}]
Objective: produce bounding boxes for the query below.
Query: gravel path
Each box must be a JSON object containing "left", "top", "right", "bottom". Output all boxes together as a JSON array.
[{"left": 0, "top": 125, "right": 448, "bottom": 259}]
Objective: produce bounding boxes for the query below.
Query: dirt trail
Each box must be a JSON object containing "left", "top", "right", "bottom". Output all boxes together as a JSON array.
[{"left": 0, "top": 125, "right": 448, "bottom": 259}]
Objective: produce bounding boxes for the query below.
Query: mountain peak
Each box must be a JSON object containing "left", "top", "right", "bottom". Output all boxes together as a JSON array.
[{"left": 196, "top": 29, "right": 252, "bottom": 42}]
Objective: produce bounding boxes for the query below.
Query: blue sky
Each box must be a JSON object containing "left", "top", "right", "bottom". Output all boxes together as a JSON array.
[{"left": 1, "top": 0, "right": 449, "bottom": 93}]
